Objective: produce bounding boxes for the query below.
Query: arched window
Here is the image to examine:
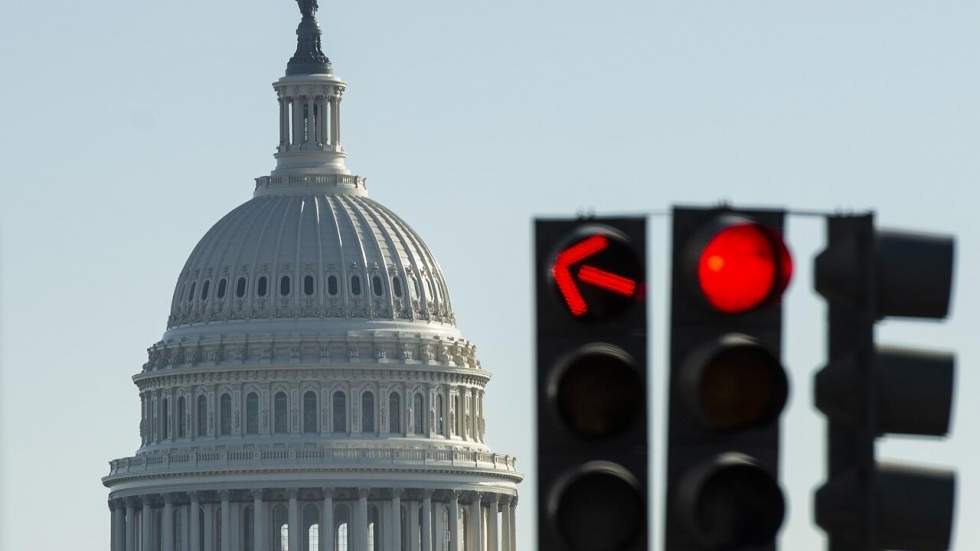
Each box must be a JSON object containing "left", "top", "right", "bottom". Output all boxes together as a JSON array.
[
  {"left": 273, "top": 505, "right": 288, "bottom": 551},
  {"left": 389, "top": 393, "right": 401, "bottom": 434},
  {"left": 217, "top": 278, "right": 227, "bottom": 299},
  {"left": 303, "top": 504, "right": 320, "bottom": 551},
  {"left": 220, "top": 394, "right": 232, "bottom": 436},
  {"left": 188, "top": 282, "right": 197, "bottom": 302},
  {"left": 372, "top": 275, "right": 383, "bottom": 297},
  {"left": 437, "top": 394, "right": 445, "bottom": 435},
  {"left": 413, "top": 393, "right": 425, "bottom": 434},
  {"left": 245, "top": 393, "right": 259, "bottom": 435},
  {"left": 280, "top": 275, "right": 291, "bottom": 296},
  {"left": 196, "top": 395, "right": 208, "bottom": 437},
  {"left": 303, "top": 391, "right": 318, "bottom": 433},
  {"left": 242, "top": 505, "right": 254, "bottom": 551},
  {"left": 368, "top": 506, "right": 381, "bottom": 551},
  {"left": 350, "top": 275, "right": 361, "bottom": 296},
  {"left": 257, "top": 276, "right": 268, "bottom": 297},
  {"left": 161, "top": 399, "right": 169, "bottom": 440},
  {"left": 332, "top": 391, "right": 347, "bottom": 433},
  {"left": 362, "top": 391, "right": 375, "bottom": 433},
  {"left": 336, "top": 506, "right": 351, "bottom": 551},
  {"left": 328, "top": 275, "right": 338, "bottom": 295},
  {"left": 304, "top": 275, "right": 315, "bottom": 296},
  {"left": 236, "top": 277, "right": 247, "bottom": 298},
  {"left": 400, "top": 506, "right": 410, "bottom": 550},
  {"left": 201, "top": 280, "right": 211, "bottom": 301},
  {"left": 274, "top": 392, "right": 288, "bottom": 434},
  {"left": 177, "top": 396, "right": 186, "bottom": 438},
  {"left": 392, "top": 276, "right": 403, "bottom": 298},
  {"left": 454, "top": 394, "right": 462, "bottom": 436}
]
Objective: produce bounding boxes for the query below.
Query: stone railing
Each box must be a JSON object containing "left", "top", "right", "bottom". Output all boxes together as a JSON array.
[
  {"left": 253, "top": 174, "right": 367, "bottom": 195},
  {"left": 106, "top": 446, "right": 519, "bottom": 478}
]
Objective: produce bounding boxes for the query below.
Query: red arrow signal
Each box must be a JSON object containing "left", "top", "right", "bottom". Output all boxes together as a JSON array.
[{"left": 552, "top": 234, "right": 640, "bottom": 317}]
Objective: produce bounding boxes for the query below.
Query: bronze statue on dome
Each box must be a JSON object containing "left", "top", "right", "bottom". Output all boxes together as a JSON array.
[{"left": 297, "top": 0, "right": 318, "bottom": 17}]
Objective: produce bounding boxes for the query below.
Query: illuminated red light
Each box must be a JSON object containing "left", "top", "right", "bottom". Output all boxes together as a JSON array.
[
  {"left": 578, "top": 265, "right": 638, "bottom": 297},
  {"left": 553, "top": 235, "right": 609, "bottom": 317},
  {"left": 697, "top": 224, "right": 793, "bottom": 314}
]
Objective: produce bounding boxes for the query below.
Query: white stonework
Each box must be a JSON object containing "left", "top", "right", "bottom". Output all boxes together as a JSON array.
[{"left": 103, "top": 5, "right": 520, "bottom": 551}]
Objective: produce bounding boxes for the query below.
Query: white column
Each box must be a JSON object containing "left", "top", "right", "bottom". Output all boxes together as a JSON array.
[
  {"left": 486, "top": 496, "right": 498, "bottom": 551},
  {"left": 330, "top": 96, "right": 341, "bottom": 149},
  {"left": 279, "top": 97, "right": 288, "bottom": 147},
  {"left": 203, "top": 504, "right": 215, "bottom": 551},
  {"left": 357, "top": 490, "right": 370, "bottom": 551},
  {"left": 470, "top": 392, "right": 478, "bottom": 440},
  {"left": 181, "top": 506, "right": 191, "bottom": 551},
  {"left": 434, "top": 503, "right": 444, "bottom": 551},
  {"left": 447, "top": 494, "right": 460, "bottom": 551},
  {"left": 509, "top": 499, "right": 517, "bottom": 551},
  {"left": 142, "top": 497, "right": 153, "bottom": 551},
  {"left": 163, "top": 494, "right": 175, "bottom": 551},
  {"left": 499, "top": 498, "right": 511, "bottom": 551},
  {"left": 125, "top": 500, "right": 137, "bottom": 551},
  {"left": 292, "top": 98, "right": 304, "bottom": 147},
  {"left": 250, "top": 491, "right": 265, "bottom": 551},
  {"left": 319, "top": 97, "right": 329, "bottom": 146},
  {"left": 219, "top": 492, "right": 231, "bottom": 551},
  {"left": 112, "top": 501, "right": 126, "bottom": 551},
  {"left": 288, "top": 490, "right": 300, "bottom": 551},
  {"left": 230, "top": 502, "right": 241, "bottom": 551},
  {"left": 469, "top": 497, "right": 483, "bottom": 551},
  {"left": 408, "top": 501, "right": 420, "bottom": 551},
  {"left": 390, "top": 491, "right": 402, "bottom": 551},
  {"left": 321, "top": 489, "right": 335, "bottom": 551},
  {"left": 189, "top": 494, "right": 201, "bottom": 551},
  {"left": 421, "top": 491, "right": 433, "bottom": 551}
]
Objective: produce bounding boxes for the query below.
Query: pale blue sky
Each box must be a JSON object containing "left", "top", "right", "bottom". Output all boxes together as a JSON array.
[{"left": 2, "top": 1, "right": 979, "bottom": 549}]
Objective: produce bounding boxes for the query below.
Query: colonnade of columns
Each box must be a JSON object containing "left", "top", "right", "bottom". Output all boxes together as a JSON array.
[
  {"left": 108, "top": 487, "right": 517, "bottom": 551},
  {"left": 277, "top": 93, "right": 342, "bottom": 152}
]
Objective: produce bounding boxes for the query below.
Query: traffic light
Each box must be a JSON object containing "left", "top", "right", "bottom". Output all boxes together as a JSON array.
[
  {"left": 814, "top": 213, "right": 957, "bottom": 551},
  {"left": 535, "top": 217, "right": 647, "bottom": 551},
  {"left": 665, "top": 206, "right": 792, "bottom": 551}
]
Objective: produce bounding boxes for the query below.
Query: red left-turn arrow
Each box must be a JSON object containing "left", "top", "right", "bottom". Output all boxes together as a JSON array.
[{"left": 552, "top": 235, "right": 639, "bottom": 317}]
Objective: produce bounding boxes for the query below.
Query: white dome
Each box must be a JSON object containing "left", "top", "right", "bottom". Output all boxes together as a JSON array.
[
  {"left": 168, "top": 191, "right": 455, "bottom": 334},
  {"left": 104, "top": 5, "right": 520, "bottom": 547}
]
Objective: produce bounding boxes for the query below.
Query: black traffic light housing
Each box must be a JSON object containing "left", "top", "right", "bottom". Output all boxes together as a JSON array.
[
  {"left": 665, "top": 206, "right": 791, "bottom": 551},
  {"left": 814, "top": 214, "right": 957, "bottom": 551},
  {"left": 535, "top": 217, "right": 648, "bottom": 551}
]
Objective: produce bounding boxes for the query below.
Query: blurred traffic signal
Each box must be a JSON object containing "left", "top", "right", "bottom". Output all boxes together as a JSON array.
[
  {"left": 814, "top": 213, "right": 957, "bottom": 551},
  {"left": 535, "top": 217, "right": 647, "bottom": 551},
  {"left": 665, "top": 207, "right": 791, "bottom": 551}
]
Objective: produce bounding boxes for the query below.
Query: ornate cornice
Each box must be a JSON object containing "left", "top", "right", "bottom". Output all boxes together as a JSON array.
[
  {"left": 134, "top": 365, "right": 489, "bottom": 392},
  {"left": 104, "top": 445, "right": 522, "bottom": 487},
  {"left": 142, "top": 332, "right": 483, "bottom": 376}
]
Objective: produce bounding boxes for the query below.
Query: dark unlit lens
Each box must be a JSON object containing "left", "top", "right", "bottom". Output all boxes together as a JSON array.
[
  {"left": 557, "top": 351, "right": 642, "bottom": 439},
  {"left": 699, "top": 345, "right": 787, "bottom": 431},
  {"left": 556, "top": 469, "right": 643, "bottom": 551},
  {"left": 694, "top": 463, "right": 785, "bottom": 548}
]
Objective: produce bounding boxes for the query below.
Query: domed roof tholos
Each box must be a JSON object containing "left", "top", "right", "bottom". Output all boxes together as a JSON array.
[{"left": 166, "top": 192, "right": 456, "bottom": 336}]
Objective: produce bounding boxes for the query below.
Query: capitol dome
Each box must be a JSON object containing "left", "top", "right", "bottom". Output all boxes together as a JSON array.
[
  {"left": 103, "top": 3, "right": 520, "bottom": 551},
  {"left": 166, "top": 191, "right": 456, "bottom": 333}
]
